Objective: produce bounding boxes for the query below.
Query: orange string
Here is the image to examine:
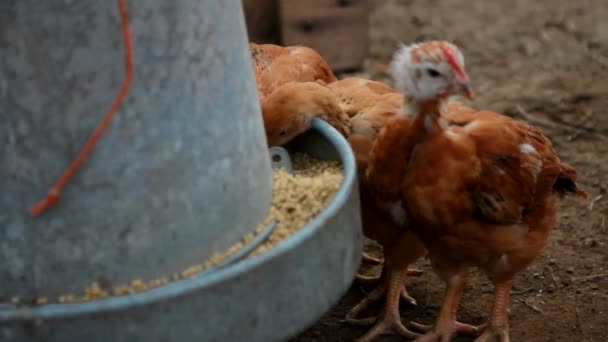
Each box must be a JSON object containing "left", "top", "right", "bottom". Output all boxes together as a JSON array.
[{"left": 30, "top": 0, "right": 134, "bottom": 217}]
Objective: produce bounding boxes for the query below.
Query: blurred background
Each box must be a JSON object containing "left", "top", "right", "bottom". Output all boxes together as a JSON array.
[{"left": 244, "top": 0, "right": 607, "bottom": 341}]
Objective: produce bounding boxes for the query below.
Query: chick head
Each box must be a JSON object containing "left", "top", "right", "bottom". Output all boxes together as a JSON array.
[
  {"left": 261, "top": 82, "right": 342, "bottom": 146},
  {"left": 390, "top": 40, "right": 473, "bottom": 101}
]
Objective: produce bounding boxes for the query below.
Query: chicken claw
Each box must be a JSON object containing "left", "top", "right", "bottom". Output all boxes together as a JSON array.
[
  {"left": 351, "top": 267, "right": 421, "bottom": 309},
  {"left": 345, "top": 269, "right": 420, "bottom": 341},
  {"left": 346, "top": 284, "right": 417, "bottom": 323},
  {"left": 400, "top": 285, "right": 419, "bottom": 306},
  {"left": 412, "top": 321, "right": 482, "bottom": 342},
  {"left": 355, "top": 272, "right": 382, "bottom": 285},
  {"left": 362, "top": 252, "right": 384, "bottom": 265},
  {"left": 356, "top": 311, "right": 420, "bottom": 342},
  {"left": 345, "top": 283, "right": 388, "bottom": 326},
  {"left": 412, "top": 270, "right": 483, "bottom": 341},
  {"left": 474, "top": 327, "right": 510, "bottom": 342}
]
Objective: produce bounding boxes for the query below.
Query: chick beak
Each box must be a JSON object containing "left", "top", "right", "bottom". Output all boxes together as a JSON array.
[{"left": 460, "top": 81, "right": 474, "bottom": 100}]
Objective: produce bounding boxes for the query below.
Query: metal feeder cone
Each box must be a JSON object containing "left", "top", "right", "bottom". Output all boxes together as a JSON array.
[
  {"left": 0, "top": 0, "right": 271, "bottom": 305},
  {"left": 0, "top": 2, "right": 363, "bottom": 341}
]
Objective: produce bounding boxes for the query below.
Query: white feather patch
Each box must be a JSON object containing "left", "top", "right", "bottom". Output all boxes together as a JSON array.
[
  {"left": 389, "top": 44, "right": 413, "bottom": 93},
  {"left": 519, "top": 143, "right": 536, "bottom": 155}
]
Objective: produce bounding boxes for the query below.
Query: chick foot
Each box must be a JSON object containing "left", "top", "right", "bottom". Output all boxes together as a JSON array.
[
  {"left": 473, "top": 279, "right": 513, "bottom": 342},
  {"left": 412, "top": 270, "right": 482, "bottom": 341},
  {"left": 474, "top": 327, "right": 509, "bottom": 342},
  {"left": 356, "top": 310, "right": 419, "bottom": 342},
  {"left": 346, "top": 282, "right": 418, "bottom": 322},
  {"left": 352, "top": 273, "right": 420, "bottom": 306},
  {"left": 345, "top": 269, "right": 420, "bottom": 341},
  {"left": 412, "top": 321, "right": 482, "bottom": 342}
]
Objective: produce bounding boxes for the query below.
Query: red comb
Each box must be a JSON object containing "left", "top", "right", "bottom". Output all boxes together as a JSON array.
[{"left": 440, "top": 45, "right": 468, "bottom": 81}]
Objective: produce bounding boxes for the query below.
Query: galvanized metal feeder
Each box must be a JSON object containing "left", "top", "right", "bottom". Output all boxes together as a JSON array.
[{"left": 0, "top": 1, "right": 362, "bottom": 341}]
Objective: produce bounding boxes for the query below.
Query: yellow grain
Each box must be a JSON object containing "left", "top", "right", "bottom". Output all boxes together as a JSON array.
[
  {"left": 35, "top": 296, "right": 48, "bottom": 305},
  {"left": 250, "top": 153, "right": 343, "bottom": 256},
  {"left": 58, "top": 294, "right": 77, "bottom": 304}
]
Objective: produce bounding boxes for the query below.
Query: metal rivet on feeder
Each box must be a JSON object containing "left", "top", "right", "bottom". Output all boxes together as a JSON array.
[{"left": 269, "top": 146, "right": 294, "bottom": 173}]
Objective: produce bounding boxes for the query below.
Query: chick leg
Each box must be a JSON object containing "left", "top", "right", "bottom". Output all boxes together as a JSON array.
[
  {"left": 474, "top": 279, "right": 513, "bottom": 342},
  {"left": 412, "top": 270, "right": 483, "bottom": 342},
  {"left": 347, "top": 268, "right": 420, "bottom": 341}
]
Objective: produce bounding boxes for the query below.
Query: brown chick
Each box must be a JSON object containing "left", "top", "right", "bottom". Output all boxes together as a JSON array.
[
  {"left": 334, "top": 80, "right": 424, "bottom": 280},
  {"left": 368, "top": 41, "right": 587, "bottom": 342},
  {"left": 336, "top": 79, "right": 425, "bottom": 285},
  {"left": 408, "top": 109, "right": 585, "bottom": 342},
  {"left": 348, "top": 41, "right": 475, "bottom": 342},
  {"left": 260, "top": 75, "right": 427, "bottom": 341},
  {"left": 250, "top": 43, "right": 337, "bottom": 100},
  {"left": 327, "top": 78, "right": 404, "bottom": 175},
  {"left": 261, "top": 81, "right": 351, "bottom": 146},
  {"left": 328, "top": 77, "right": 398, "bottom": 117}
]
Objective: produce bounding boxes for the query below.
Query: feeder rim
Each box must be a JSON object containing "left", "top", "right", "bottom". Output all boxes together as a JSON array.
[{"left": 0, "top": 117, "right": 357, "bottom": 322}]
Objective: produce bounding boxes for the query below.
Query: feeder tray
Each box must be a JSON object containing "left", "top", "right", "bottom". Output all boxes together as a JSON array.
[{"left": 0, "top": 118, "right": 363, "bottom": 342}]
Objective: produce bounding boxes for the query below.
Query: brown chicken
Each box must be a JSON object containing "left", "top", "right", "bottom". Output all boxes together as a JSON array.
[
  {"left": 261, "top": 76, "right": 414, "bottom": 280},
  {"left": 328, "top": 77, "right": 399, "bottom": 118},
  {"left": 342, "top": 42, "right": 474, "bottom": 342},
  {"left": 367, "top": 41, "right": 587, "bottom": 341},
  {"left": 249, "top": 43, "right": 337, "bottom": 100},
  {"left": 330, "top": 78, "right": 424, "bottom": 278},
  {"left": 248, "top": 43, "right": 346, "bottom": 145},
  {"left": 261, "top": 81, "right": 351, "bottom": 146},
  {"left": 263, "top": 77, "right": 402, "bottom": 157}
]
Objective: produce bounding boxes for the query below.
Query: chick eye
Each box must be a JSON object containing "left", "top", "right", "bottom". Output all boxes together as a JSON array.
[
  {"left": 279, "top": 130, "right": 287, "bottom": 137},
  {"left": 426, "top": 68, "right": 441, "bottom": 77}
]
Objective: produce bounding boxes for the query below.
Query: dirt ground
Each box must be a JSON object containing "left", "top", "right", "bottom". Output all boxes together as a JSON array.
[{"left": 293, "top": 0, "right": 608, "bottom": 341}]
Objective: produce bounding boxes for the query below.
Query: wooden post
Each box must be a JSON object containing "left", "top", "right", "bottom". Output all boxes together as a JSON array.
[
  {"left": 242, "top": 0, "right": 280, "bottom": 43},
  {"left": 278, "top": 0, "right": 369, "bottom": 71}
]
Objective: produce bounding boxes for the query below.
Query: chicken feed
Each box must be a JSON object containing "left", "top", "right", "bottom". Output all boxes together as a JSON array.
[{"left": 250, "top": 153, "right": 343, "bottom": 256}]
